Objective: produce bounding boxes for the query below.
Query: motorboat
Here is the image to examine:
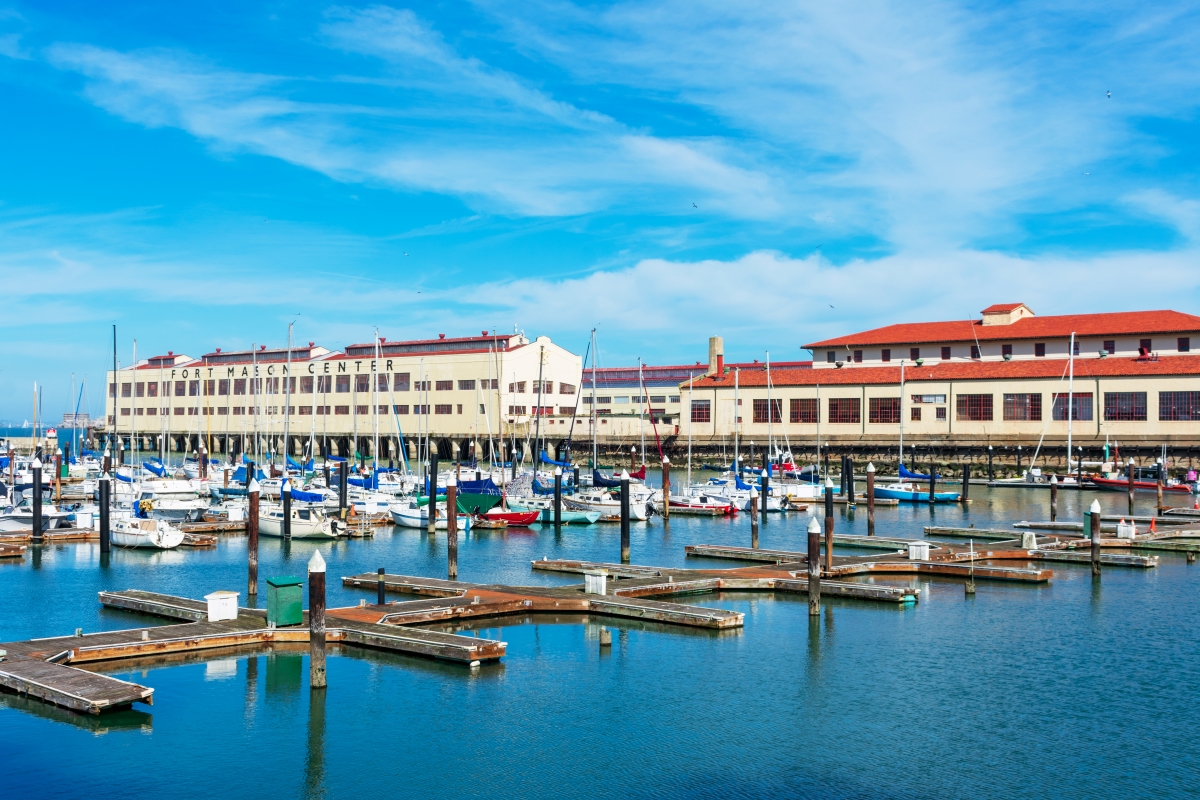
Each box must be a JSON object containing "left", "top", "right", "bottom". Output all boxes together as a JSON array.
[
  {"left": 111, "top": 517, "right": 186, "bottom": 549},
  {"left": 0, "top": 499, "right": 74, "bottom": 530},
  {"left": 482, "top": 508, "right": 542, "bottom": 526},
  {"left": 872, "top": 481, "right": 961, "bottom": 503},
  {"left": 662, "top": 488, "right": 736, "bottom": 515},
  {"left": 134, "top": 487, "right": 208, "bottom": 522},
  {"left": 388, "top": 498, "right": 472, "bottom": 531},
  {"left": 506, "top": 497, "right": 601, "bottom": 524},
  {"left": 1089, "top": 474, "right": 1193, "bottom": 493},
  {"left": 258, "top": 504, "right": 337, "bottom": 539},
  {"left": 564, "top": 488, "right": 649, "bottom": 520}
]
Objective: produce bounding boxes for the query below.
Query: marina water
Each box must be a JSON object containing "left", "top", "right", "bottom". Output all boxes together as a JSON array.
[{"left": 2, "top": 485, "right": 1197, "bottom": 799}]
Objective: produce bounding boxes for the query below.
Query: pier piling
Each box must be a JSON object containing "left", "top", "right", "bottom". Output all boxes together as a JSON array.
[
  {"left": 553, "top": 467, "right": 562, "bottom": 535},
  {"left": 846, "top": 456, "right": 854, "bottom": 502},
  {"left": 661, "top": 458, "right": 670, "bottom": 524},
  {"left": 338, "top": 462, "right": 349, "bottom": 524},
  {"left": 427, "top": 453, "right": 439, "bottom": 534},
  {"left": 866, "top": 462, "right": 876, "bottom": 535},
  {"left": 807, "top": 517, "right": 821, "bottom": 616},
  {"left": 929, "top": 465, "right": 937, "bottom": 507},
  {"left": 308, "top": 551, "right": 327, "bottom": 689},
  {"left": 1156, "top": 460, "right": 1164, "bottom": 516},
  {"left": 824, "top": 477, "right": 834, "bottom": 572},
  {"left": 749, "top": 487, "right": 759, "bottom": 549},
  {"left": 988, "top": 446, "right": 993, "bottom": 481},
  {"left": 1127, "top": 458, "right": 1135, "bottom": 516},
  {"left": 961, "top": 463, "right": 970, "bottom": 503},
  {"left": 282, "top": 480, "right": 292, "bottom": 541},
  {"left": 1050, "top": 474, "right": 1058, "bottom": 521},
  {"left": 1090, "top": 499, "right": 1101, "bottom": 576},
  {"left": 620, "top": 470, "right": 631, "bottom": 564},
  {"left": 98, "top": 472, "right": 111, "bottom": 554},
  {"left": 31, "top": 458, "right": 43, "bottom": 545},
  {"left": 447, "top": 477, "right": 458, "bottom": 580},
  {"left": 247, "top": 479, "right": 260, "bottom": 597},
  {"left": 377, "top": 567, "right": 385, "bottom": 605},
  {"left": 760, "top": 470, "right": 769, "bottom": 525}
]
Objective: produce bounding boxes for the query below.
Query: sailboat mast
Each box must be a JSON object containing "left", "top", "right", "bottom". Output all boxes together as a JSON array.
[
  {"left": 284, "top": 324, "right": 292, "bottom": 471},
  {"left": 898, "top": 360, "right": 906, "bottom": 470},
  {"left": 591, "top": 329, "right": 597, "bottom": 471},
  {"left": 130, "top": 340, "right": 138, "bottom": 466},
  {"left": 639, "top": 359, "right": 645, "bottom": 467},
  {"left": 687, "top": 373, "right": 694, "bottom": 488},
  {"left": 733, "top": 367, "right": 739, "bottom": 466},
  {"left": 1067, "top": 332, "right": 1075, "bottom": 474},
  {"left": 373, "top": 329, "right": 380, "bottom": 473},
  {"left": 252, "top": 345, "right": 259, "bottom": 464},
  {"left": 766, "top": 351, "right": 773, "bottom": 465},
  {"left": 534, "top": 344, "right": 545, "bottom": 467}
]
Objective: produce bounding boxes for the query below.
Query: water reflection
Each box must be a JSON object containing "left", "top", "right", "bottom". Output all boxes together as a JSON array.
[
  {"left": 0, "top": 690, "right": 152, "bottom": 734},
  {"left": 304, "top": 685, "right": 327, "bottom": 800}
]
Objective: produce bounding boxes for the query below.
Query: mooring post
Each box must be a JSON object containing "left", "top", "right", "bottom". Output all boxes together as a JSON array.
[
  {"left": 553, "top": 466, "right": 562, "bottom": 535},
  {"left": 308, "top": 550, "right": 327, "bottom": 689},
  {"left": 573, "top": 465, "right": 580, "bottom": 493},
  {"left": 760, "top": 469, "right": 769, "bottom": 525},
  {"left": 200, "top": 446, "right": 208, "bottom": 481},
  {"left": 247, "top": 478, "right": 260, "bottom": 596},
  {"left": 847, "top": 456, "right": 855, "bottom": 501},
  {"left": 823, "top": 477, "right": 834, "bottom": 572},
  {"left": 245, "top": 459, "right": 254, "bottom": 488},
  {"left": 1050, "top": 474, "right": 1058, "bottom": 521},
  {"left": 929, "top": 465, "right": 937, "bottom": 507},
  {"left": 749, "top": 486, "right": 759, "bottom": 549},
  {"left": 1017, "top": 445, "right": 1023, "bottom": 478},
  {"left": 661, "top": 457, "right": 671, "bottom": 524},
  {"left": 839, "top": 455, "right": 846, "bottom": 496},
  {"left": 1077, "top": 446, "right": 1084, "bottom": 491},
  {"left": 987, "top": 445, "right": 993, "bottom": 481},
  {"left": 1089, "top": 499, "right": 1101, "bottom": 577},
  {"left": 338, "top": 462, "right": 349, "bottom": 523},
  {"left": 1127, "top": 457, "right": 1135, "bottom": 516},
  {"left": 866, "top": 462, "right": 876, "bottom": 534},
  {"left": 807, "top": 517, "right": 821, "bottom": 616},
  {"left": 823, "top": 446, "right": 829, "bottom": 480},
  {"left": 619, "top": 470, "right": 631, "bottom": 564},
  {"left": 323, "top": 461, "right": 330, "bottom": 490},
  {"left": 428, "top": 453, "right": 440, "bottom": 534},
  {"left": 102, "top": 447, "right": 111, "bottom": 476},
  {"left": 446, "top": 476, "right": 458, "bottom": 580},
  {"left": 54, "top": 448, "right": 62, "bottom": 504},
  {"left": 961, "top": 463, "right": 970, "bottom": 503},
  {"left": 1156, "top": 458, "right": 1164, "bottom": 516},
  {"left": 98, "top": 471, "right": 111, "bottom": 554},
  {"left": 31, "top": 457, "right": 43, "bottom": 544},
  {"left": 377, "top": 567, "right": 385, "bottom": 605}
]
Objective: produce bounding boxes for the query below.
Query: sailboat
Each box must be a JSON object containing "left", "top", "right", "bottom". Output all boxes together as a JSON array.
[{"left": 873, "top": 360, "right": 961, "bottom": 503}]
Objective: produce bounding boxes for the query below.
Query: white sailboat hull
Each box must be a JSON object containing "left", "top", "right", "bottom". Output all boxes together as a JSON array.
[{"left": 111, "top": 519, "right": 186, "bottom": 549}]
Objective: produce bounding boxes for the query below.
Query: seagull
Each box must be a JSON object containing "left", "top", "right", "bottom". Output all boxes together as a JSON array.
[
  {"left": 1084, "top": 172, "right": 1091, "bottom": 175},
  {"left": 829, "top": 304, "right": 835, "bottom": 309},
  {"left": 403, "top": 252, "right": 409, "bottom": 256},
  {"left": 692, "top": 203, "right": 697, "bottom": 208},
  {"left": 1106, "top": 91, "right": 1111, "bottom": 98}
]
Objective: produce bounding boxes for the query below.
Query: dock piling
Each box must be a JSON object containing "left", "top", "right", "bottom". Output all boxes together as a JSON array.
[
  {"left": 749, "top": 487, "right": 759, "bottom": 549},
  {"left": 54, "top": 449, "right": 61, "bottom": 503},
  {"left": 760, "top": 470, "right": 769, "bottom": 525},
  {"left": 377, "top": 567, "right": 385, "bottom": 605},
  {"left": 1089, "top": 499, "right": 1102, "bottom": 576},
  {"left": 866, "top": 462, "right": 876, "bottom": 535},
  {"left": 846, "top": 456, "right": 854, "bottom": 501},
  {"left": 282, "top": 479, "right": 292, "bottom": 541},
  {"left": 661, "top": 457, "right": 670, "bottom": 524},
  {"left": 824, "top": 477, "right": 834, "bottom": 572},
  {"left": 1127, "top": 458, "right": 1135, "bottom": 516},
  {"left": 988, "top": 446, "right": 994, "bottom": 481},
  {"left": 961, "top": 463, "right": 970, "bottom": 503},
  {"left": 427, "top": 453, "right": 439, "bottom": 534},
  {"left": 1050, "top": 474, "right": 1058, "bottom": 522},
  {"left": 807, "top": 517, "right": 821, "bottom": 616},
  {"left": 447, "top": 477, "right": 458, "bottom": 580},
  {"left": 620, "top": 470, "right": 631, "bottom": 564},
  {"left": 31, "top": 458, "right": 43, "bottom": 544},
  {"left": 1156, "top": 459, "right": 1164, "bottom": 516},
  {"left": 247, "top": 478, "right": 260, "bottom": 597},
  {"left": 839, "top": 455, "right": 847, "bottom": 496},
  {"left": 98, "top": 472, "right": 111, "bottom": 554},
  {"left": 308, "top": 550, "right": 327, "bottom": 689},
  {"left": 553, "top": 467, "right": 562, "bottom": 535},
  {"left": 929, "top": 465, "right": 937, "bottom": 507},
  {"left": 338, "top": 462, "right": 349, "bottom": 524}
]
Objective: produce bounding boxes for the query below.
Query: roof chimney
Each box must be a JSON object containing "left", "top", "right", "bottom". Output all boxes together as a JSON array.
[
  {"left": 708, "top": 336, "right": 724, "bottom": 376},
  {"left": 308, "top": 341, "right": 314, "bottom": 347},
  {"left": 261, "top": 345, "right": 266, "bottom": 350},
  {"left": 167, "top": 351, "right": 173, "bottom": 356},
  {"left": 439, "top": 333, "right": 446, "bottom": 339},
  {"left": 215, "top": 348, "right": 221, "bottom": 353}
]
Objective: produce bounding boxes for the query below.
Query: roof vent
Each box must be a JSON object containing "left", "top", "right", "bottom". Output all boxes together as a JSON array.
[
  {"left": 308, "top": 341, "right": 315, "bottom": 347},
  {"left": 215, "top": 348, "right": 221, "bottom": 353},
  {"left": 482, "top": 330, "right": 488, "bottom": 336},
  {"left": 261, "top": 345, "right": 266, "bottom": 350},
  {"left": 167, "top": 350, "right": 173, "bottom": 356},
  {"left": 439, "top": 333, "right": 446, "bottom": 339}
]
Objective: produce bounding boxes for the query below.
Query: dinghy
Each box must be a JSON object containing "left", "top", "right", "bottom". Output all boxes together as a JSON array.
[{"left": 111, "top": 517, "right": 186, "bottom": 549}]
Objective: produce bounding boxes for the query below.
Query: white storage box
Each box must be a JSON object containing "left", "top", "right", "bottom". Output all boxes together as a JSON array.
[
  {"left": 226, "top": 506, "right": 245, "bottom": 522},
  {"left": 204, "top": 591, "right": 240, "bottom": 622},
  {"left": 584, "top": 569, "right": 608, "bottom": 595},
  {"left": 74, "top": 511, "right": 94, "bottom": 529},
  {"left": 906, "top": 541, "right": 931, "bottom": 561}
]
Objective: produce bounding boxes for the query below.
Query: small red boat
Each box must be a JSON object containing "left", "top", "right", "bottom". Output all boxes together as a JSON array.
[
  {"left": 1089, "top": 475, "right": 1193, "bottom": 493},
  {"left": 483, "top": 509, "right": 542, "bottom": 526}
]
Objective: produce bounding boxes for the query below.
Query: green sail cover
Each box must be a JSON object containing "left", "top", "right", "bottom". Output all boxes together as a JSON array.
[{"left": 415, "top": 493, "right": 503, "bottom": 514}]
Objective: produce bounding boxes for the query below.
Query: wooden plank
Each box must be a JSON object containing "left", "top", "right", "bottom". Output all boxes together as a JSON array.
[
  {"left": 1028, "top": 550, "right": 1158, "bottom": 567},
  {"left": 342, "top": 573, "right": 467, "bottom": 598},
  {"left": 530, "top": 559, "right": 666, "bottom": 577},
  {"left": 923, "top": 526, "right": 1025, "bottom": 541},
  {"left": 772, "top": 578, "right": 918, "bottom": 603},
  {"left": 586, "top": 597, "right": 743, "bottom": 629},
  {"left": 684, "top": 545, "right": 805, "bottom": 564},
  {"left": 0, "top": 655, "right": 152, "bottom": 714},
  {"left": 338, "top": 626, "right": 505, "bottom": 664}
]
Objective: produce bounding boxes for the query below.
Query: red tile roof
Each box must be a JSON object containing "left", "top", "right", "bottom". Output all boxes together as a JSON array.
[
  {"left": 981, "top": 303, "right": 1026, "bottom": 313},
  {"left": 804, "top": 310, "right": 1200, "bottom": 349},
  {"left": 685, "top": 354, "right": 1200, "bottom": 388}
]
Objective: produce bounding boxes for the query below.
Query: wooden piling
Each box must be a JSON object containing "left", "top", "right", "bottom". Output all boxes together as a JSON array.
[
  {"left": 824, "top": 478, "right": 834, "bottom": 572},
  {"left": 749, "top": 487, "right": 759, "bottom": 549},
  {"left": 760, "top": 470, "right": 769, "bottom": 525},
  {"left": 1050, "top": 474, "right": 1058, "bottom": 521},
  {"left": 620, "top": 471, "right": 631, "bottom": 564},
  {"left": 377, "top": 567, "right": 385, "bottom": 606},
  {"left": 1127, "top": 458, "right": 1135, "bottom": 516},
  {"left": 282, "top": 480, "right": 292, "bottom": 541},
  {"left": 553, "top": 467, "right": 562, "bottom": 534},
  {"left": 447, "top": 478, "right": 458, "bottom": 580},
  {"left": 866, "top": 462, "right": 876, "bottom": 536},
  {"left": 338, "top": 462, "right": 349, "bottom": 524},
  {"left": 428, "top": 453, "right": 439, "bottom": 534},
  {"left": 54, "top": 450, "right": 61, "bottom": 503},
  {"left": 308, "top": 551, "right": 327, "bottom": 689},
  {"left": 988, "top": 446, "right": 993, "bottom": 481},
  {"left": 247, "top": 479, "right": 260, "bottom": 597},
  {"left": 31, "top": 459, "right": 43, "bottom": 545},
  {"left": 846, "top": 456, "right": 854, "bottom": 502},
  {"left": 839, "top": 455, "right": 847, "bottom": 496},
  {"left": 1089, "top": 499, "right": 1101, "bottom": 576},
  {"left": 807, "top": 517, "right": 821, "bottom": 615},
  {"left": 98, "top": 473, "right": 111, "bottom": 554},
  {"left": 929, "top": 465, "right": 936, "bottom": 507},
  {"left": 1156, "top": 461, "right": 1164, "bottom": 516},
  {"left": 661, "top": 457, "right": 670, "bottom": 524},
  {"left": 961, "top": 463, "right": 970, "bottom": 503}
]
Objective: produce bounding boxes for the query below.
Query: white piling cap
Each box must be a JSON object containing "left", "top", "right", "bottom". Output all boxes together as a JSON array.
[
  {"left": 99, "top": 471, "right": 110, "bottom": 482},
  {"left": 1050, "top": 474, "right": 1058, "bottom": 484},
  {"left": 281, "top": 479, "right": 291, "bottom": 494},
  {"left": 31, "top": 457, "right": 42, "bottom": 469},
  {"left": 866, "top": 462, "right": 875, "bottom": 473},
  {"left": 825, "top": 477, "right": 834, "bottom": 488},
  {"left": 1089, "top": 499, "right": 1101, "bottom": 513},
  {"left": 808, "top": 517, "right": 821, "bottom": 533},
  {"left": 248, "top": 477, "right": 260, "bottom": 494},
  {"left": 446, "top": 475, "right": 456, "bottom": 487},
  {"left": 662, "top": 456, "right": 670, "bottom": 464},
  {"left": 56, "top": 448, "right": 62, "bottom": 455},
  {"left": 749, "top": 487, "right": 758, "bottom": 498},
  {"left": 620, "top": 470, "right": 629, "bottom": 480},
  {"left": 103, "top": 447, "right": 110, "bottom": 457},
  {"left": 308, "top": 549, "right": 326, "bottom": 573},
  {"left": 1128, "top": 457, "right": 1135, "bottom": 464},
  {"left": 554, "top": 466, "right": 562, "bottom": 476}
]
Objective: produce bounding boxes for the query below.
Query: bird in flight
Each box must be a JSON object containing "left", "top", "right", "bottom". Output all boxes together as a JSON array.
[
  {"left": 692, "top": 203, "right": 697, "bottom": 208},
  {"left": 829, "top": 304, "right": 835, "bottom": 309},
  {"left": 403, "top": 252, "right": 409, "bottom": 256},
  {"left": 1106, "top": 91, "right": 1111, "bottom": 98}
]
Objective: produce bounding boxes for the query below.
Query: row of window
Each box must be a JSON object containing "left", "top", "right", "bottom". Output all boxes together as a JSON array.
[
  {"left": 828, "top": 338, "right": 1191, "bottom": 363},
  {"left": 581, "top": 395, "right": 680, "bottom": 405},
  {"left": 110, "top": 376, "right": 556, "bottom": 397},
  {"left": 688, "top": 392, "right": 1200, "bottom": 423},
  {"left": 119, "top": 404, "right": 473, "bottom": 417}
]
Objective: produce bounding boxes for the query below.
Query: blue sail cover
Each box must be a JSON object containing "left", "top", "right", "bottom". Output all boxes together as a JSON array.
[
  {"left": 231, "top": 465, "right": 268, "bottom": 484},
  {"left": 287, "top": 456, "right": 314, "bottom": 472},
  {"left": 458, "top": 478, "right": 502, "bottom": 496},
  {"left": 540, "top": 450, "right": 571, "bottom": 467},
  {"left": 592, "top": 470, "right": 622, "bottom": 488},
  {"left": 348, "top": 474, "right": 377, "bottom": 489},
  {"left": 899, "top": 463, "right": 939, "bottom": 481},
  {"left": 290, "top": 488, "right": 325, "bottom": 503},
  {"left": 142, "top": 461, "right": 168, "bottom": 478}
]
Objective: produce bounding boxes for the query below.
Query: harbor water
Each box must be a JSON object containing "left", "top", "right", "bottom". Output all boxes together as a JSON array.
[{"left": 2, "top": 485, "right": 1197, "bottom": 799}]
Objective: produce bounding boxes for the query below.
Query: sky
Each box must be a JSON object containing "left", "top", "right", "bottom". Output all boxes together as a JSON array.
[{"left": 2, "top": 0, "right": 1199, "bottom": 421}]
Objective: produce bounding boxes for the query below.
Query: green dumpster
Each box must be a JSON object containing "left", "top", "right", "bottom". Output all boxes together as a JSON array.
[{"left": 266, "top": 576, "right": 304, "bottom": 626}]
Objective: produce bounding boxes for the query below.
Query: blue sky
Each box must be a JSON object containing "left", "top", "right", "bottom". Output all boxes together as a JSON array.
[{"left": 2, "top": 1, "right": 1199, "bottom": 421}]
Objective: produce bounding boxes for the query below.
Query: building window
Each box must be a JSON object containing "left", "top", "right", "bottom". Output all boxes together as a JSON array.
[
  {"left": 435, "top": 380, "right": 453, "bottom": 391},
  {"left": 234, "top": 379, "right": 247, "bottom": 395},
  {"left": 356, "top": 375, "right": 371, "bottom": 392},
  {"left": 691, "top": 399, "right": 711, "bottom": 423},
  {"left": 135, "top": 408, "right": 144, "bottom": 416},
  {"left": 174, "top": 407, "right": 185, "bottom": 416},
  {"left": 910, "top": 348, "right": 919, "bottom": 361},
  {"left": 394, "top": 405, "right": 409, "bottom": 414},
  {"left": 249, "top": 378, "right": 262, "bottom": 395},
  {"left": 1073, "top": 340, "right": 1080, "bottom": 356},
  {"left": 828, "top": 398, "right": 861, "bottom": 424},
  {"left": 147, "top": 382, "right": 158, "bottom": 398},
  {"left": 355, "top": 405, "right": 368, "bottom": 415},
  {"left": 433, "top": 404, "right": 452, "bottom": 414},
  {"left": 1035, "top": 343, "right": 1046, "bottom": 357},
  {"left": 458, "top": 380, "right": 475, "bottom": 391},
  {"left": 507, "top": 405, "right": 526, "bottom": 415},
  {"left": 189, "top": 380, "right": 200, "bottom": 396},
  {"left": 936, "top": 407, "right": 946, "bottom": 420},
  {"left": 120, "top": 407, "right": 131, "bottom": 416},
  {"left": 336, "top": 376, "right": 350, "bottom": 393},
  {"left": 669, "top": 395, "right": 680, "bottom": 403},
  {"left": 911, "top": 407, "right": 921, "bottom": 421},
  {"left": 1003, "top": 393, "right": 1042, "bottom": 421},
  {"left": 135, "top": 382, "right": 145, "bottom": 397},
  {"left": 232, "top": 407, "right": 244, "bottom": 416},
  {"left": 265, "top": 377, "right": 279, "bottom": 394},
  {"left": 560, "top": 382, "right": 576, "bottom": 394},
  {"left": 1179, "top": 337, "right": 1191, "bottom": 353},
  {"left": 334, "top": 405, "right": 350, "bottom": 415},
  {"left": 299, "top": 377, "right": 313, "bottom": 393},
  {"left": 1160, "top": 392, "right": 1200, "bottom": 421},
  {"left": 881, "top": 349, "right": 891, "bottom": 363},
  {"left": 1103, "top": 340, "right": 1115, "bottom": 355},
  {"left": 414, "top": 380, "right": 431, "bottom": 392},
  {"left": 296, "top": 406, "right": 311, "bottom": 415},
  {"left": 146, "top": 408, "right": 157, "bottom": 416},
  {"left": 457, "top": 404, "right": 463, "bottom": 414},
  {"left": 376, "top": 405, "right": 388, "bottom": 415},
  {"left": 853, "top": 350, "right": 863, "bottom": 363},
  {"left": 372, "top": 375, "right": 386, "bottom": 392},
  {"left": 941, "top": 346, "right": 951, "bottom": 360},
  {"left": 414, "top": 405, "right": 429, "bottom": 414},
  {"left": 1104, "top": 392, "right": 1147, "bottom": 421},
  {"left": 970, "top": 345, "right": 980, "bottom": 359},
  {"left": 869, "top": 397, "right": 901, "bottom": 424},
  {"left": 615, "top": 397, "right": 630, "bottom": 404},
  {"left": 1139, "top": 338, "right": 1152, "bottom": 354},
  {"left": 394, "top": 373, "right": 410, "bottom": 391},
  {"left": 187, "top": 407, "right": 199, "bottom": 416},
  {"left": 650, "top": 395, "right": 666, "bottom": 403},
  {"left": 509, "top": 381, "right": 527, "bottom": 393},
  {"left": 955, "top": 394, "right": 993, "bottom": 421},
  {"left": 216, "top": 407, "right": 227, "bottom": 415},
  {"left": 204, "top": 380, "right": 216, "bottom": 396},
  {"left": 752, "top": 399, "right": 782, "bottom": 423},
  {"left": 109, "top": 383, "right": 116, "bottom": 398},
  {"left": 912, "top": 394, "right": 946, "bottom": 404},
  {"left": 826, "top": 351, "right": 835, "bottom": 363},
  {"left": 480, "top": 379, "right": 499, "bottom": 390},
  {"left": 1002, "top": 344, "right": 1013, "bottom": 359},
  {"left": 175, "top": 381, "right": 186, "bottom": 396},
  {"left": 317, "top": 376, "right": 331, "bottom": 393}
]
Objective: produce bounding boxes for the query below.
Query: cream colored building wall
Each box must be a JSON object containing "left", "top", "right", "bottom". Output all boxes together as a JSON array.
[{"left": 813, "top": 335, "right": 1197, "bottom": 369}]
